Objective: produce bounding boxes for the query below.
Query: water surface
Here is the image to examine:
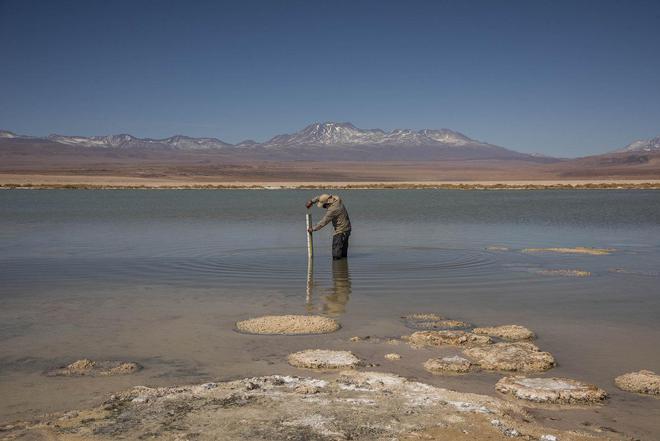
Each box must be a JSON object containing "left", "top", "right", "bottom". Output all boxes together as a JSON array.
[{"left": 1, "top": 189, "right": 659, "bottom": 438}]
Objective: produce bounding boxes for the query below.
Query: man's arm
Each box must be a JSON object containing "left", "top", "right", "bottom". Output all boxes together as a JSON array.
[{"left": 305, "top": 196, "right": 320, "bottom": 209}]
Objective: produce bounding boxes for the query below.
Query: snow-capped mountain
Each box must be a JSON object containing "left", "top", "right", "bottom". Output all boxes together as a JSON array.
[
  {"left": 0, "top": 130, "right": 20, "bottom": 138},
  {"left": 615, "top": 136, "right": 660, "bottom": 153},
  {"left": 261, "top": 122, "right": 479, "bottom": 148},
  {"left": 255, "top": 122, "right": 537, "bottom": 160},
  {"left": 46, "top": 134, "right": 232, "bottom": 150},
  {"left": 47, "top": 134, "right": 137, "bottom": 148}
]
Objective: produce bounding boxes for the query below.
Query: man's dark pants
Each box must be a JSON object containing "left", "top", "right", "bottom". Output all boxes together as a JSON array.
[{"left": 332, "top": 232, "right": 350, "bottom": 260}]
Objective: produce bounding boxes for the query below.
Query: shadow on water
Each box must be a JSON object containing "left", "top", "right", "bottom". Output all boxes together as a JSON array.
[{"left": 306, "top": 258, "right": 352, "bottom": 316}]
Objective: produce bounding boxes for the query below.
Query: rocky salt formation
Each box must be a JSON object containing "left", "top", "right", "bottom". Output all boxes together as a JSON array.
[
  {"left": 402, "top": 313, "right": 470, "bottom": 330},
  {"left": 496, "top": 376, "right": 607, "bottom": 404},
  {"left": 522, "top": 247, "right": 613, "bottom": 255},
  {"left": 614, "top": 370, "right": 660, "bottom": 396},
  {"left": 1, "top": 371, "right": 613, "bottom": 441},
  {"left": 463, "top": 342, "right": 556, "bottom": 372},
  {"left": 287, "top": 350, "right": 360, "bottom": 369},
  {"left": 473, "top": 325, "right": 535, "bottom": 341},
  {"left": 46, "top": 359, "right": 142, "bottom": 377},
  {"left": 235, "top": 315, "right": 340, "bottom": 335},
  {"left": 424, "top": 355, "right": 473, "bottom": 374},
  {"left": 408, "top": 330, "right": 492, "bottom": 347}
]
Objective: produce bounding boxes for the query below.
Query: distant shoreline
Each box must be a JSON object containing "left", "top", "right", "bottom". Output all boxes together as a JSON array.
[{"left": 1, "top": 175, "right": 659, "bottom": 190}]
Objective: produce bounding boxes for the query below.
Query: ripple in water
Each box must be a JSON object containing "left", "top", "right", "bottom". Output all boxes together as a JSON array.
[{"left": 1, "top": 247, "right": 515, "bottom": 292}]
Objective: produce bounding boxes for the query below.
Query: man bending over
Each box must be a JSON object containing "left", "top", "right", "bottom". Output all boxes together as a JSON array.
[{"left": 306, "top": 194, "right": 352, "bottom": 260}]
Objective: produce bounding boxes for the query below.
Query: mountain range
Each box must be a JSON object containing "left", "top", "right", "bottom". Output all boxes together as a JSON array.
[
  {"left": 1, "top": 123, "right": 659, "bottom": 182},
  {"left": 0, "top": 122, "right": 525, "bottom": 161},
  {"left": 1, "top": 123, "right": 658, "bottom": 160}
]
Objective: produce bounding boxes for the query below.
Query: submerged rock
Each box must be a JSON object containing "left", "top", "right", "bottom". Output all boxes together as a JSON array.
[
  {"left": 535, "top": 269, "right": 591, "bottom": 277},
  {"left": 473, "top": 325, "right": 535, "bottom": 341},
  {"left": 235, "top": 315, "right": 340, "bottom": 335},
  {"left": 614, "top": 370, "right": 660, "bottom": 396},
  {"left": 486, "top": 246, "right": 510, "bottom": 251},
  {"left": 402, "top": 313, "right": 471, "bottom": 330},
  {"left": 46, "top": 359, "right": 142, "bottom": 377},
  {"left": 409, "top": 330, "right": 492, "bottom": 347},
  {"left": 522, "top": 247, "right": 613, "bottom": 255},
  {"left": 287, "top": 350, "right": 360, "bottom": 369},
  {"left": 496, "top": 376, "right": 607, "bottom": 404},
  {"left": 384, "top": 353, "right": 401, "bottom": 361},
  {"left": 5, "top": 371, "right": 611, "bottom": 441},
  {"left": 424, "top": 355, "right": 473, "bottom": 374},
  {"left": 403, "top": 313, "right": 444, "bottom": 321},
  {"left": 463, "top": 342, "right": 556, "bottom": 372},
  {"left": 609, "top": 268, "right": 660, "bottom": 277}
]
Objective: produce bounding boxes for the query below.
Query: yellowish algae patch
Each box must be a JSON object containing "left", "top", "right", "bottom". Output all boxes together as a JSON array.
[
  {"left": 287, "top": 350, "right": 360, "bottom": 369},
  {"left": 46, "top": 359, "right": 142, "bottom": 377},
  {"left": 463, "top": 342, "right": 556, "bottom": 372},
  {"left": 496, "top": 376, "right": 607, "bottom": 404},
  {"left": 614, "top": 370, "right": 660, "bottom": 396},
  {"left": 522, "top": 247, "right": 614, "bottom": 255},
  {"left": 473, "top": 325, "right": 535, "bottom": 341},
  {"left": 235, "top": 315, "right": 340, "bottom": 335},
  {"left": 408, "top": 330, "right": 492, "bottom": 347}
]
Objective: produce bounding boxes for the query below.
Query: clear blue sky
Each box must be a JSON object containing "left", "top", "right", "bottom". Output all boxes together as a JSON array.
[{"left": 1, "top": 0, "right": 659, "bottom": 157}]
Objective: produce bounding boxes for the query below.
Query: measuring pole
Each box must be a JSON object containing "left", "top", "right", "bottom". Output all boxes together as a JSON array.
[
  {"left": 306, "top": 255, "right": 314, "bottom": 307},
  {"left": 306, "top": 210, "right": 314, "bottom": 258}
]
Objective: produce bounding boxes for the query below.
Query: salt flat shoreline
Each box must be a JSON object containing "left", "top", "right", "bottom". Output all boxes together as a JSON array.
[{"left": 1, "top": 174, "right": 660, "bottom": 190}]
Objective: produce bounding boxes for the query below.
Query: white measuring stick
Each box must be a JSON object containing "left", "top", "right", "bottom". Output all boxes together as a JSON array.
[{"left": 306, "top": 211, "right": 314, "bottom": 258}]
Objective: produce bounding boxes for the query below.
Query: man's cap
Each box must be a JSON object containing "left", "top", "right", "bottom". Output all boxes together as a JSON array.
[{"left": 317, "top": 194, "right": 331, "bottom": 208}]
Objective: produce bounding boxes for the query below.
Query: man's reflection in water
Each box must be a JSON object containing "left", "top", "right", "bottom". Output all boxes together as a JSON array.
[
  {"left": 323, "top": 259, "right": 352, "bottom": 315},
  {"left": 305, "top": 258, "right": 351, "bottom": 315}
]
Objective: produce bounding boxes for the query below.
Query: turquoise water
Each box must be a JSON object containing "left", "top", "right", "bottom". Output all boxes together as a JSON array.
[{"left": 1, "top": 189, "right": 659, "bottom": 437}]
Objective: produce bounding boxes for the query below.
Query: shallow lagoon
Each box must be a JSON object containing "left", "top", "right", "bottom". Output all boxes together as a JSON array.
[{"left": 1, "top": 189, "right": 659, "bottom": 438}]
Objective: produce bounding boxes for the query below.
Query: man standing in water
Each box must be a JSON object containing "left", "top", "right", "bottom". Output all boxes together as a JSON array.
[{"left": 306, "top": 194, "right": 352, "bottom": 260}]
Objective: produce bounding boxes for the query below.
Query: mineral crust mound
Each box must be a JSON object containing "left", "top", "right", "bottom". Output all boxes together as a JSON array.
[
  {"left": 614, "top": 370, "right": 660, "bottom": 396},
  {"left": 424, "top": 356, "right": 473, "bottom": 374},
  {"left": 486, "top": 246, "right": 510, "bottom": 251},
  {"left": 408, "top": 330, "right": 492, "bottom": 347},
  {"left": 402, "top": 313, "right": 471, "bottom": 330},
  {"left": 235, "top": 315, "right": 340, "bottom": 335},
  {"left": 535, "top": 269, "right": 591, "bottom": 277},
  {"left": 522, "top": 247, "right": 613, "bottom": 255},
  {"left": 287, "top": 350, "right": 360, "bottom": 369},
  {"left": 473, "top": 325, "right": 535, "bottom": 341},
  {"left": 6, "top": 371, "right": 614, "bottom": 441},
  {"left": 384, "top": 353, "right": 401, "bottom": 361},
  {"left": 46, "top": 359, "right": 142, "bottom": 377},
  {"left": 496, "top": 376, "right": 607, "bottom": 404},
  {"left": 463, "top": 342, "right": 556, "bottom": 372}
]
